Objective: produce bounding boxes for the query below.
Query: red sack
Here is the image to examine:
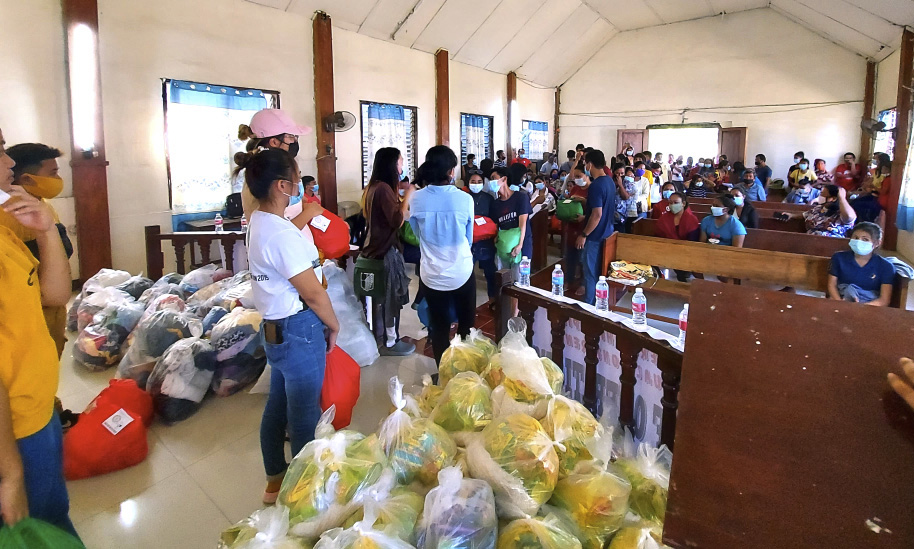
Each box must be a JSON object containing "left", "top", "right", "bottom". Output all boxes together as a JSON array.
[
  {"left": 309, "top": 210, "right": 350, "bottom": 260},
  {"left": 473, "top": 216, "right": 497, "bottom": 243},
  {"left": 93, "top": 379, "right": 154, "bottom": 426},
  {"left": 63, "top": 400, "right": 148, "bottom": 480},
  {"left": 550, "top": 214, "right": 562, "bottom": 233},
  {"left": 320, "top": 347, "right": 360, "bottom": 430}
]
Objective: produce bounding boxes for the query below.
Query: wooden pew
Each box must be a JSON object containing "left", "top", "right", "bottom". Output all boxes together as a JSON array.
[
  {"left": 690, "top": 196, "right": 811, "bottom": 213},
  {"left": 684, "top": 209, "right": 807, "bottom": 233}
]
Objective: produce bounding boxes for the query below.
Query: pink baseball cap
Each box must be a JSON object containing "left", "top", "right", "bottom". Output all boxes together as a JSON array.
[{"left": 249, "top": 109, "right": 312, "bottom": 138}]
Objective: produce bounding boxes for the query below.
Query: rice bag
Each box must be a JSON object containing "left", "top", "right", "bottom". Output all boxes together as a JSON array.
[
  {"left": 541, "top": 396, "right": 603, "bottom": 477},
  {"left": 466, "top": 414, "right": 560, "bottom": 519},
  {"left": 340, "top": 469, "right": 423, "bottom": 542},
  {"left": 81, "top": 268, "right": 132, "bottom": 295},
  {"left": 549, "top": 433, "right": 632, "bottom": 549},
  {"left": 279, "top": 407, "right": 385, "bottom": 539},
  {"left": 66, "top": 293, "right": 82, "bottom": 333},
  {"left": 316, "top": 504, "right": 415, "bottom": 549},
  {"left": 439, "top": 334, "right": 490, "bottom": 387},
  {"left": 210, "top": 307, "right": 267, "bottom": 396},
  {"left": 430, "top": 372, "right": 493, "bottom": 440},
  {"left": 323, "top": 261, "right": 379, "bottom": 367},
  {"left": 416, "top": 467, "right": 497, "bottom": 549},
  {"left": 202, "top": 306, "right": 230, "bottom": 337},
  {"left": 219, "top": 505, "right": 304, "bottom": 549},
  {"left": 146, "top": 337, "right": 217, "bottom": 424},
  {"left": 114, "top": 275, "right": 154, "bottom": 300},
  {"left": 497, "top": 515, "right": 582, "bottom": 549},
  {"left": 117, "top": 309, "right": 203, "bottom": 389},
  {"left": 76, "top": 287, "right": 133, "bottom": 333},
  {"left": 467, "top": 328, "right": 497, "bottom": 358},
  {"left": 73, "top": 300, "right": 145, "bottom": 371},
  {"left": 378, "top": 377, "right": 457, "bottom": 486},
  {"left": 614, "top": 439, "right": 672, "bottom": 525}
]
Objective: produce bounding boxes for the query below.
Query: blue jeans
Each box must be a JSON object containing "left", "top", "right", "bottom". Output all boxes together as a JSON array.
[
  {"left": 472, "top": 242, "right": 497, "bottom": 298},
  {"left": 12, "top": 412, "right": 78, "bottom": 539},
  {"left": 838, "top": 283, "right": 879, "bottom": 304},
  {"left": 260, "top": 309, "right": 326, "bottom": 479},
  {"left": 582, "top": 238, "right": 602, "bottom": 305}
]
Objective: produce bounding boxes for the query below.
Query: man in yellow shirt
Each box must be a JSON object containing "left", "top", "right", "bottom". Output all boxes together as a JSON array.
[{"left": 0, "top": 128, "right": 76, "bottom": 537}]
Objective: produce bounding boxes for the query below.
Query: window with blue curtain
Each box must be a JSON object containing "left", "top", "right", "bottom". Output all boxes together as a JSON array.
[
  {"left": 460, "top": 113, "right": 493, "bottom": 173},
  {"left": 874, "top": 108, "right": 897, "bottom": 161},
  {"left": 164, "top": 79, "right": 277, "bottom": 222},
  {"left": 521, "top": 120, "right": 549, "bottom": 162},
  {"left": 361, "top": 101, "right": 418, "bottom": 188}
]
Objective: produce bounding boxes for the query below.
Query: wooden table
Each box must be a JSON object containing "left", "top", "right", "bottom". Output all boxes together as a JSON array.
[{"left": 183, "top": 216, "right": 243, "bottom": 231}]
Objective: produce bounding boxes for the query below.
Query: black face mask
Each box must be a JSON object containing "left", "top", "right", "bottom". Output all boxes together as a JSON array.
[
  {"left": 754, "top": 161, "right": 760, "bottom": 166},
  {"left": 287, "top": 141, "right": 300, "bottom": 158}
]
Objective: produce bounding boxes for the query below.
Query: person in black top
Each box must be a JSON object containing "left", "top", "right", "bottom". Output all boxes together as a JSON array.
[
  {"left": 466, "top": 172, "right": 497, "bottom": 298},
  {"left": 728, "top": 188, "right": 759, "bottom": 229}
]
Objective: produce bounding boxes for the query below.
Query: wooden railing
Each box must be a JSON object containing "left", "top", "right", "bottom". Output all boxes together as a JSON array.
[{"left": 145, "top": 225, "right": 245, "bottom": 280}]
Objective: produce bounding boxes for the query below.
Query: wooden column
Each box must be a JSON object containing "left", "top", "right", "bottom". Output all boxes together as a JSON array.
[
  {"left": 63, "top": 0, "right": 112, "bottom": 278},
  {"left": 313, "top": 12, "right": 338, "bottom": 215},
  {"left": 886, "top": 29, "right": 914, "bottom": 251},
  {"left": 860, "top": 61, "right": 877, "bottom": 159},
  {"left": 553, "top": 87, "right": 561, "bottom": 154},
  {"left": 507, "top": 72, "right": 517, "bottom": 163},
  {"left": 435, "top": 49, "right": 449, "bottom": 146}
]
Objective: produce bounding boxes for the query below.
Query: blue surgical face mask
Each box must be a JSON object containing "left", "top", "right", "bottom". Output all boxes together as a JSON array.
[
  {"left": 311, "top": 184, "right": 319, "bottom": 194},
  {"left": 849, "top": 238, "right": 874, "bottom": 256},
  {"left": 285, "top": 181, "right": 304, "bottom": 206},
  {"left": 733, "top": 196, "right": 744, "bottom": 206},
  {"left": 799, "top": 163, "right": 809, "bottom": 171},
  {"left": 469, "top": 183, "right": 483, "bottom": 194},
  {"left": 508, "top": 184, "right": 520, "bottom": 192},
  {"left": 487, "top": 179, "right": 501, "bottom": 194},
  {"left": 711, "top": 206, "right": 725, "bottom": 217},
  {"left": 670, "top": 203, "right": 684, "bottom": 214},
  {"left": 535, "top": 182, "right": 545, "bottom": 190},
  {"left": 399, "top": 188, "right": 406, "bottom": 197},
  {"left": 624, "top": 176, "right": 634, "bottom": 183},
  {"left": 585, "top": 169, "right": 592, "bottom": 177},
  {"left": 662, "top": 190, "right": 673, "bottom": 200}
]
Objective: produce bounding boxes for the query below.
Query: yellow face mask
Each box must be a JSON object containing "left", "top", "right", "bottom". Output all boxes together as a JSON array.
[{"left": 20, "top": 174, "right": 64, "bottom": 199}]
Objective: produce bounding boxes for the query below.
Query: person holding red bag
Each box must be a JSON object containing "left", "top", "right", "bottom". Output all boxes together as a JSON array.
[{"left": 237, "top": 148, "right": 340, "bottom": 505}]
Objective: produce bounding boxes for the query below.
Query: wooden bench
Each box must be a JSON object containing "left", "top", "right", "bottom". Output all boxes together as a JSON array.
[{"left": 690, "top": 196, "right": 811, "bottom": 213}]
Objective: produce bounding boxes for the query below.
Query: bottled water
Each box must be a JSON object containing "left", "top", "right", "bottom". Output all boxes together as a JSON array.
[
  {"left": 678, "top": 304, "right": 689, "bottom": 345},
  {"left": 519, "top": 256, "right": 531, "bottom": 287},
  {"left": 595, "top": 276, "right": 609, "bottom": 311},
  {"left": 214, "top": 213, "right": 224, "bottom": 233},
  {"left": 551, "top": 264, "right": 564, "bottom": 297},
  {"left": 632, "top": 288, "right": 647, "bottom": 325},
  {"left": 240, "top": 214, "right": 248, "bottom": 233}
]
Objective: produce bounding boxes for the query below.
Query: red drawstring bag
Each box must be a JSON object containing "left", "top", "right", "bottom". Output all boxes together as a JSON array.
[
  {"left": 550, "top": 215, "right": 562, "bottom": 233},
  {"left": 473, "top": 216, "right": 497, "bottom": 243},
  {"left": 309, "top": 210, "right": 351, "bottom": 260},
  {"left": 63, "top": 381, "right": 152, "bottom": 480},
  {"left": 320, "top": 347, "right": 360, "bottom": 430}
]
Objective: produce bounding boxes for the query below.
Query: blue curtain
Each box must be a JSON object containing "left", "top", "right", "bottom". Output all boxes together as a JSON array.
[
  {"left": 170, "top": 80, "right": 267, "bottom": 111},
  {"left": 366, "top": 103, "right": 406, "bottom": 121}
]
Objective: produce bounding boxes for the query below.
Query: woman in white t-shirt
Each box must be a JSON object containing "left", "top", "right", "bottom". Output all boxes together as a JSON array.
[{"left": 237, "top": 148, "right": 340, "bottom": 504}]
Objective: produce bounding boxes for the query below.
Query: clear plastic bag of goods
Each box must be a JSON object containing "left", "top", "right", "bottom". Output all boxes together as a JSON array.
[
  {"left": 118, "top": 309, "right": 203, "bottom": 389},
  {"left": 278, "top": 407, "right": 386, "bottom": 540},
  {"left": 139, "top": 282, "right": 186, "bottom": 306},
  {"left": 607, "top": 523, "right": 669, "bottom": 549},
  {"left": 408, "top": 375, "right": 443, "bottom": 417},
  {"left": 467, "top": 328, "right": 497, "bottom": 359},
  {"left": 378, "top": 377, "right": 457, "bottom": 486},
  {"left": 188, "top": 279, "right": 232, "bottom": 309},
  {"left": 66, "top": 293, "right": 82, "bottom": 333},
  {"left": 210, "top": 307, "right": 267, "bottom": 397},
  {"left": 114, "top": 275, "right": 154, "bottom": 300},
  {"left": 496, "top": 515, "right": 583, "bottom": 549},
  {"left": 146, "top": 337, "right": 217, "bottom": 424},
  {"left": 141, "top": 293, "right": 187, "bottom": 322},
  {"left": 438, "top": 334, "right": 491, "bottom": 387},
  {"left": 202, "top": 306, "right": 230, "bottom": 337},
  {"left": 179, "top": 264, "right": 231, "bottom": 295},
  {"left": 340, "top": 469, "right": 423, "bottom": 543},
  {"left": 81, "top": 268, "right": 132, "bottom": 295},
  {"left": 541, "top": 396, "right": 603, "bottom": 478},
  {"left": 430, "top": 372, "right": 493, "bottom": 442},
  {"left": 76, "top": 287, "right": 133, "bottom": 333},
  {"left": 614, "top": 435, "right": 672, "bottom": 525},
  {"left": 487, "top": 352, "right": 555, "bottom": 420},
  {"left": 323, "top": 261, "right": 379, "bottom": 367},
  {"left": 497, "top": 317, "right": 530, "bottom": 352},
  {"left": 73, "top": 300, "right": 145, "bottom": 371},
  {"left": 416, "top": 466, "right": 497, "bottom": 549},
  {"left": 549, "top": 432, "right": 632, "bottom": 549},
  {"left": 219, "top": 505, "right": 306, "bottom": 549},
  {"left": 540, "top": 356, "right": 564, "bottom": 394},
  {"left": 316, "top": 503, "right": 415, "bottom": 549},
  {"left": 465, "top": 413, "right": 560, "bottom": 520}
]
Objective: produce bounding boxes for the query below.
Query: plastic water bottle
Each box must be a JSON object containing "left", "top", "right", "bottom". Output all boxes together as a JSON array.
[
  {"left": 678, "top": 304, "right": 689, "bottom": 345},
  {"left": 214, "top": 213, "right": 224, "bottom": 233},
  {"left": 551, "top": 264, "right": 564, "bottom": 297},
  {"left": 240, "top": 214, "right": 248, "bottom": 233},
  {"left": 632, "top": 288, "right": 647, "bottom": 325},
  {"left": 595, "top": 276, "right": 609, "bottom": 311},
  {"left": 519, "top": 256, "right": 531, "bottom": 287}
]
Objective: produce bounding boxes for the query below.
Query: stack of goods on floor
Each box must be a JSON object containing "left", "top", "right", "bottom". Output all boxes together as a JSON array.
[{"left": 219, "top": 319, "right": 674, "bottom": 549}]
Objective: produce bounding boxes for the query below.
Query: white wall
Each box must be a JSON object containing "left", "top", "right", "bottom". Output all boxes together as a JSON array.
[
  {"left": 559, "top": 8, "right": 866, "bottom": 180},
  {"left": 516, "top": 79, "right": 556, "bottom": 156},
  {"left": 876, "top": 49, "right": 900, "bottom": 114},
  {"left": 448, "top": 61, "right": 507, "bottom": 168}
]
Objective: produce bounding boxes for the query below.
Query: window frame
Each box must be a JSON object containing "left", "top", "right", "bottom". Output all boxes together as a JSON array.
[
  {"left": 359, "top": 100, "right": 419, "bottom": 189},
  {"left": 521, "top": 119, "right": 549, "bottom": 161},
  {"left": 873, "top": 107, "right": 898, "bottom": 160},
  {"left": 459, "top": 112, "right": 495, "bottom": 168},
  {"left": 161, "top": 78, "right": 280, "bottom": 210}
]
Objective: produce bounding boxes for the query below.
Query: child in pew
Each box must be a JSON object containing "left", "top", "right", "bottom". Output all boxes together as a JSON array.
[{"left": 826, "top": 222, "right": 895, "bottom": 306}]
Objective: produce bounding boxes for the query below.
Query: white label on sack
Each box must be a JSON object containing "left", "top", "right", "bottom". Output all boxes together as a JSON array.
[
  {"left": 309, "top": 214, "right": 331, "bottom": 233},
  {"left": 563, "top": 199, "right": 572, "bottom": 204},
  {"left": 102, "top": 408, "right": 134, "bottom": 435},
  {"left": 474, "top": 217, "right": 487, "bottom": 226}
]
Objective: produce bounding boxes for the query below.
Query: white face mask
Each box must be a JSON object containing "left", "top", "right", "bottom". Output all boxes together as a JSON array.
[
  {"left": 574, "top": 178, "right": 586, "bottom": 187},
  {"left": 469, "top": 183, "right": 483, "bottom": 193}
]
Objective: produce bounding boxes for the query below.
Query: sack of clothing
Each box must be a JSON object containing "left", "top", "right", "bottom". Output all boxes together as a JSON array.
[
  {"left": 320, "top": 347, "right": 360, "bottom": 430},
  {"left": 76, "top": 287, "right": 134, "bottom": 333},
  {"left": 73, "top": 300, "right": 145, "bottom": 371},
  {"left": 66, "top": 293, "right": 82, "bottom": 333},
  {"left": 323, "top": 261, "right": 379, "bottom": 367},
  {"left": 147, "top": 337, "right": 217, "bottom": 424},
  {"left": 473, "top": 216, "right": 497, "bottom": 242},
  {"left": 118, "top": 309, "right": 203, "bottom": 390},
  {"left": 309, "top": 210, "right": 351, "bottom": 260},
  {"left": 178, "top": 264, "right": 232, "bottom": 295},
  {"left": 114, "top": 275, "right": 154, "bottom": 300},
  {"left": 140, "top": 293, "right": 187, "bottom": 322},
  {"left": 63, "top": 379, "right": 152, "bottom": 480},
  {"left": 81, "top": 268, "right": 132, "bottom": 296},
  {"left": 210, "top": 307, "right": 266, "bottom": 396},
  {"left": 138, "top": 282, "right": 186, "bottom": 306},
  {"left": 202, "top": 306, "right": 230, "bottom": 337}
]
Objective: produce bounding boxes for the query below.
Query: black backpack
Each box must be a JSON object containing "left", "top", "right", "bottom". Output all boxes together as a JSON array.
[{"left": 225, "top": 193, "right": 243, "bottom": 218}]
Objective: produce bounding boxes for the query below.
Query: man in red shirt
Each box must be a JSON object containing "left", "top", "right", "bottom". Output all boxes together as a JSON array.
[
  {"left": 512, "top": 148, "right": 531, "bottom": 169},
  {"left": 834, "top": 152, "right": 861, "bottom": 192}
]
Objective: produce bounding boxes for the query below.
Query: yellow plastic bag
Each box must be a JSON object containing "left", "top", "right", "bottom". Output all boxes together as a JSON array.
[
  {"left": 341, "top": 469, "right": 423, "bottom": 543},
  {"left": 468, "top": 328, "right": 497, "bottom": 358},
  {"left": 219, "top": 505, "right": 305, "bottom": 549},
  {"left": 430, "top": 372, "right": 493, "bottom": 438},
  {"left": 607, "top": 525, "right": 669, "bottom": 549},
  {"left": 439, "top": 334, "right": 490, "bottom": 386},
  {"left": 497, "top": 515, "right": 582, "bottom": 549},
  {"left": 541, "top": 396, "right": 603, "bottom": 477},
  {"left": 315, "top": 503, "right": 416, "bottom": 549},
  {"left": 614, "top": 434, "right": 672, "bottom": 525}
]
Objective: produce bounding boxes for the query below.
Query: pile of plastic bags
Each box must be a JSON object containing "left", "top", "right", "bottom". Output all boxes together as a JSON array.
[{"left": 219, "top": 317, "right": 675, "bottom": 549}]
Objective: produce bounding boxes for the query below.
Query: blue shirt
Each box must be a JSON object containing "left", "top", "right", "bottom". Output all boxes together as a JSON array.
[
  {"left": 829, "top": 250, "right": 895, "bottom": 293},
  {"left": 700, "top": 215, "right": 747, "bottom": 246},
  {"left": 491, "top": 189, "right": 534, "bottom": 255},
  {"left": 409, "top": 185, "right": 474, "bottom": 291},
  {"left": 585, "top": 175, "right": 617, "bottom": 241},
  {"left": 784, "top": 187, "right": 820, "bottom": 204},
  {"left": 735, "top": 179, "right": 767, "bottom": 202},
  {"left": 755, "top": 165, "right": 772, "bottom": 186}
]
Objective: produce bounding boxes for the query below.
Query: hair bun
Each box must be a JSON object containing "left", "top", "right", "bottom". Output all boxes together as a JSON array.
[
  {"left": 238, "top": 124, "right": 256, "bottom": 140},
  {"left": 234, "top": 150, "right": 255, "bottom": 168}
]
